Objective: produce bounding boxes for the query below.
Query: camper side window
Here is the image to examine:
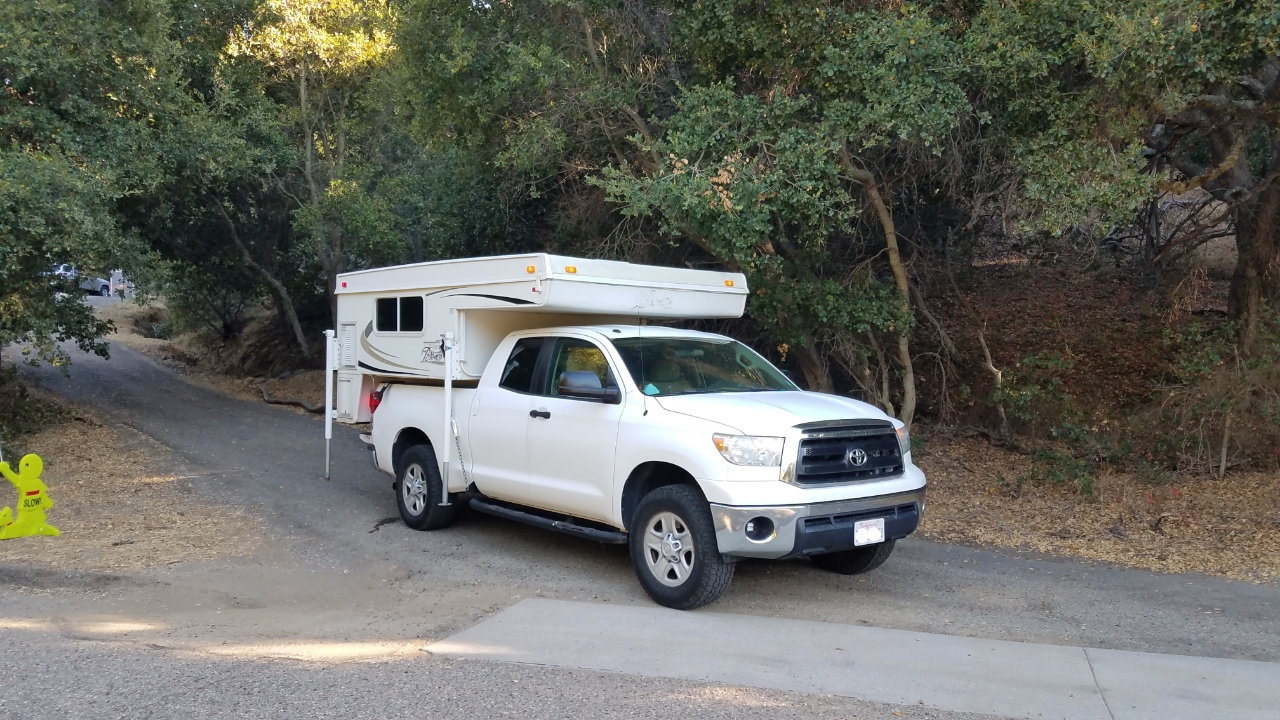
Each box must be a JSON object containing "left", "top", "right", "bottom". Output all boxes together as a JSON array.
[
  {"left": 499, "top": 338, "right": 544, "bottom": 394},
  {"left": 375, "top": 298, "right": 397, "bottom": 332},
  {"left": 375, "top": 296, "right": 424, "bottom": 333},
  {"left": 399, "top": 297, "right": 424, "bottom": 331}
]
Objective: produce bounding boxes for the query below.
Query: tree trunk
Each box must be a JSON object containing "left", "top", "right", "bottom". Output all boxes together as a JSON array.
[
  {"left": 1228, "top": 181, "right": 1280, "bottom": 349},
  {"left": 211, "top": 199, "right": 312, "bottom": 362},
  {"left": 837, "top": 147, "right": 918, "bottom": 429},
  {"left": 794, "top": 341, "right": 835, "bottom": 394}
]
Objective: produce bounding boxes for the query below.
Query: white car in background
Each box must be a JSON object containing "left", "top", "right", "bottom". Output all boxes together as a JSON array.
[{"left": 51, "top": 264, "right": 112, "bottom": 296}]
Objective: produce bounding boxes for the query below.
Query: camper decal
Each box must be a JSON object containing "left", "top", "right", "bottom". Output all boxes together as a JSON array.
[
  {"left": 630, "top": 289, "right": 675, "bottom": 313},
  {"left": 422, "top": 342, "right": 444, "bottom": 365},
  {"left": 359, "top": 332, "right": 424, "bottom": 374}
]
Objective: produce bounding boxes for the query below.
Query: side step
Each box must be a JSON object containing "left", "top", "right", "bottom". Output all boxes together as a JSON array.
[{"left": 469, "top": 498, "right": 628, "bottom": 544}]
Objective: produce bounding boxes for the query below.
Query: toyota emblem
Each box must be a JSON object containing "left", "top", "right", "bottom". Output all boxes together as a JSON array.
[{"left": 847, "top": 448, "right": 868, "bottom": 467}]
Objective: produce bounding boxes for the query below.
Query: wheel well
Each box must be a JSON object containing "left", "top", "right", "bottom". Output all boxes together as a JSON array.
[
  {"left": 392, "top": 427, "right": 431, "bottom": 473},
  {"left": 620, "top": 462, "right": 699, "bottom": 532}
]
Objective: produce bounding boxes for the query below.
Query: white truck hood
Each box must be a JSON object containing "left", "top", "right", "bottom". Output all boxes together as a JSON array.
[{"left": 654, "top": 391, "right": 892, "bottom": 435}]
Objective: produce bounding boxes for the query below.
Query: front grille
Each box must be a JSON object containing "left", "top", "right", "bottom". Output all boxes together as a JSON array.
[
  {"left": 794, "top": 421, "right": 904, "bottom": 486},
  {"left": 800, "top": 503, "right": 918, "bottom": 532}
]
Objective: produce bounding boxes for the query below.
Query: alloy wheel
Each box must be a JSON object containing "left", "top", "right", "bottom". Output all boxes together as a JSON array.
[{"left": 643, "top": 511, "right": 695, "bottom": 587}]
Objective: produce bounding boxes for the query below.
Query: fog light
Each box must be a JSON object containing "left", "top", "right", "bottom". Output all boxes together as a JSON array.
[{"left": 744, "top": 516, "right": 775, "bottom": 543}]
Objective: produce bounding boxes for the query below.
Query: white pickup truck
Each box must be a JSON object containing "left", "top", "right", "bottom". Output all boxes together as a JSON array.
[{"left": 331, "top": 255, "right": 926, "bottom": 609}]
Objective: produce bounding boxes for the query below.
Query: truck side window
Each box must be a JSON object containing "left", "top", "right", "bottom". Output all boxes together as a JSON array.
[
  {"left": 499, "top": 338, "right": 544, "bottom": 393},
  {"left": 375, "top": 298, "right": 397, "bottom": 332},
  {"left": 547, "top": 338, "right": 616, "bottom": 397}
]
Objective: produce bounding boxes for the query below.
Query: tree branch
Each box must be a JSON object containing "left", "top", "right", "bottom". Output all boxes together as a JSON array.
[{"left": 210, "top": 197, "right": 312, "bottom": 361}]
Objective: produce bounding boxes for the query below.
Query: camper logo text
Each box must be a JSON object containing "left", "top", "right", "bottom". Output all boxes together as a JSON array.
[{"left": 422, "top": 343, "right": 444, "bottom": 364}]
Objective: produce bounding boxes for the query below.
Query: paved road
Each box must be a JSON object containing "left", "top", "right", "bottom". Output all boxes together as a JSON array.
[{"left": 3, "top": 341, "right": 1279, "bottom": 719}]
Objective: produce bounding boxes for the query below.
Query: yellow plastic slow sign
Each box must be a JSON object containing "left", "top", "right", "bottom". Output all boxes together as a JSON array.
[{"left": 0, "top": 454, "right": 60, "bottom": 539}]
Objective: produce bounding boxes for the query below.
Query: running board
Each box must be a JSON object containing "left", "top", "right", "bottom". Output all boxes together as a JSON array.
[{"left": 469, "top": 498, "right": 628, "bottom": 544}]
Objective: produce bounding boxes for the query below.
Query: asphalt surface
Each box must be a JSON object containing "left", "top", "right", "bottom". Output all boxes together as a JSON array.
[{"left": 3, "top": 339, "right": 1279, "bottom": 719}]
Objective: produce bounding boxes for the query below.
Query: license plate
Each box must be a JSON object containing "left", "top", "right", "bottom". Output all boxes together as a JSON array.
[{"left": 854, "top": 518, "right": 886, "bottom": 546}]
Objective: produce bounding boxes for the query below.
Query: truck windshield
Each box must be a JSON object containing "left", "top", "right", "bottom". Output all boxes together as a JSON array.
[{"left": 610, "top": 337, "right": 798, "bottom": 396}]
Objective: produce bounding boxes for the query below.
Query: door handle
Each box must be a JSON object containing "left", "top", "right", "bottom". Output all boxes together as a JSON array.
[{"left": 529, "top": 409, "right": 551, "bottom": 420}]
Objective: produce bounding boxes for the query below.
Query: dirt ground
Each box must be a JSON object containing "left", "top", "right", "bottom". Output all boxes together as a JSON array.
[
  {"left": 0, "top": 391, "right": 264, "bottom": 570},
  {"left": 916, "top": 436, "right": 1280, "bottom": 584}
]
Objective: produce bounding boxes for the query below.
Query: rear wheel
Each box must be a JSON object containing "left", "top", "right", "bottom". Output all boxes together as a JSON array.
[
  {"left": 394, "top": 445, "right": 458, "bottom": 531},
  {"left": 629, "top": 484, "right": 733, "bottom": 609},
  {"left": 811, "top": 540, "right": 896, "bottom": 575},
  {"left": 98, "top": 283, "right": 110, "bottom": 297}
]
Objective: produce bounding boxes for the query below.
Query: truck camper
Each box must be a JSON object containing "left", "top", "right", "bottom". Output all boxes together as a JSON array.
[{"left": 326, "top": 253, "right": 926, "bottom": 609}]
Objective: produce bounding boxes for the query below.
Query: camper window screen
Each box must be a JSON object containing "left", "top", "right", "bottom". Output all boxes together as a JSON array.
[
  {"left": 375, "top": 296, "right": 424, "bottom": 332},
  {"left": 399, "top": 297, "right": 423, "bottom": 332},
  {"left": 375, "top": 298, "right": 397, "bottom": 332}
]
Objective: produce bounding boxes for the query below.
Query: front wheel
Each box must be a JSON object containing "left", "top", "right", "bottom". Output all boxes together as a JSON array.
[
  {"left": 629, "top": 484, "right": 734, "bottom": 610},
  {"left": 810, "top": 540, "right": 896, "bottom": 575},
  {"left": 394, "top": 445, "right": 458, "bottom": 531}
]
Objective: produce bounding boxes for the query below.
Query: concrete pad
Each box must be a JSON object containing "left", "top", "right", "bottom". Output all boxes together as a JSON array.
[
  {"left": 430, "top": 598, "right": 1111, "bottom": 719},
  {"left": 1086, "top": 647, "right": 1280, "bottom": 720}
]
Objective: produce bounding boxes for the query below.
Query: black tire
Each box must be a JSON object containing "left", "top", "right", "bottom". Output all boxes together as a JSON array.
[
  {"left": 393, "top": 445, "right": 458, "bottom": 531},
  {"left": 629, "top": 484, "right": 734, "bottom": 610},
  {"left": 811, "top": 540, "right": 896, "bottom": 575},
  {"left": 98, "top": 284, "right": 110, "bottom": 297}
]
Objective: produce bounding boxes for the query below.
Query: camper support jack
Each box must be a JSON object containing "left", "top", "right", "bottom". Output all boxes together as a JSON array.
[{"left": 439, "top": 329, "right": 454, "bottom": 507}]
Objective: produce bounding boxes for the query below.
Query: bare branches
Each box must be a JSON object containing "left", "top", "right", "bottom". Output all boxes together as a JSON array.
[
  {"left": 209, "top": 196, "right": 312, "bottom": 360},
  {"left": 1160, "top": 133, "right": 1247, "bottom": 195},
  {"left": 911, "top": 283, "right": 959, "bottom": 358}
]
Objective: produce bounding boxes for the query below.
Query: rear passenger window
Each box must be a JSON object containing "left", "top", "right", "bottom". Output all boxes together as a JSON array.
[
  {"left": 499, "top": 338, "right": 544, "bottom": 394},
  {"left": 375, "top": 296, "right": 424, "bottom": 332}
]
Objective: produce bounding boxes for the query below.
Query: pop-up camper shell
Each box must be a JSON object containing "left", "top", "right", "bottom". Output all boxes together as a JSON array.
[{"left": 330, "top": 254, "right": 748, "bottom": 425}]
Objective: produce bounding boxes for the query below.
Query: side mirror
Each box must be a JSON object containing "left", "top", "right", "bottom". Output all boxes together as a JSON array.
[{"left": 558, "top": 371, "right": 621, "bottom": 404}]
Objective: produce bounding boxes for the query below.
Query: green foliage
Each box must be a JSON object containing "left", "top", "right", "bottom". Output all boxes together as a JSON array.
[
  {"left": 595, "top": 86, "right": 910, "bottom": 348},
  {"left": 971, "top": 0, "right": 1280, "bottom": 238},
  {"left": 0, "top": 367, "right": 69, "bottom": 458},
  {"left": 162, "top": 261, "right": 264, "bottom": 341},
  {"left": 4, "top": 0, "right": 1276, "bottom": 473},
  {"left": 0, "top": 0, "right": 181, "bottom": 364},
  {"left": 1022, "top": 448, "right": 1098, "bottom": 496},
  {"left": 1017, "top": 419, "right": 1136, "bottom": 497},
  {"left": 989, "top": 352, "right": 1074, "bottom": 425}
]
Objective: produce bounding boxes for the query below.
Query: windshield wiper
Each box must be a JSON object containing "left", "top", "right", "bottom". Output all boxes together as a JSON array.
[{"left": 671, "top": 387, "right": 778, "bottom": 395}]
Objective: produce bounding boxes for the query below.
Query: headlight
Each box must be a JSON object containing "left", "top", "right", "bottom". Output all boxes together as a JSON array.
[
  {"left": 896, "top": 425, "right": 910, "bottom": 457},
  {"left": 713, "top": 434, "right": 785, "bottom": 466}
]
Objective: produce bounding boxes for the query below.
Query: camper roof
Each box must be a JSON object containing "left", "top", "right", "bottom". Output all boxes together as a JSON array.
[{"left": 334, "top": 253, "right": 746, "bottom": 298}]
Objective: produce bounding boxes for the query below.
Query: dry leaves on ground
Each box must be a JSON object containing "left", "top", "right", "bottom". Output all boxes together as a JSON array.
[
  {"left": 917, "top": 436, "right": 1280, "bottom": 583},
  {"left": 0, "top": 398, "right": 266, "bottom": 570}
]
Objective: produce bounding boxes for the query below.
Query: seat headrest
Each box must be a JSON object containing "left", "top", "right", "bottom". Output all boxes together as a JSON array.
[{"left": 648, "top": 360, "right": 682, "bottom": 383}]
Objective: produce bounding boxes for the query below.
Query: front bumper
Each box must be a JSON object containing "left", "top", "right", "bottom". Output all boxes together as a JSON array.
[{"left": 710, "top": 488, "right": 924, "bottom": 560}]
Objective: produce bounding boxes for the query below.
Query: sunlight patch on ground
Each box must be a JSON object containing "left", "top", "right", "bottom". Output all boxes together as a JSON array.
[
  {"left": 425, "top": 640, "right": 519, "bottom": 659},
  {"left": 665, "top": 685, "right": 792, "bottom": 708},
  {"left": 202, "top": 639, "right": 426, "bottom": 662},
  {"left": 73, "top": 620, "right": 165, "bottom": 634},
  {"left": 0, "top": 618, "right": 53, "bottom": 631}
]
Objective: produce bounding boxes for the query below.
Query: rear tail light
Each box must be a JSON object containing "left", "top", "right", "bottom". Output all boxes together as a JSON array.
[{"left": 369, "top": 387, "right": 384, "bottom": 414}]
